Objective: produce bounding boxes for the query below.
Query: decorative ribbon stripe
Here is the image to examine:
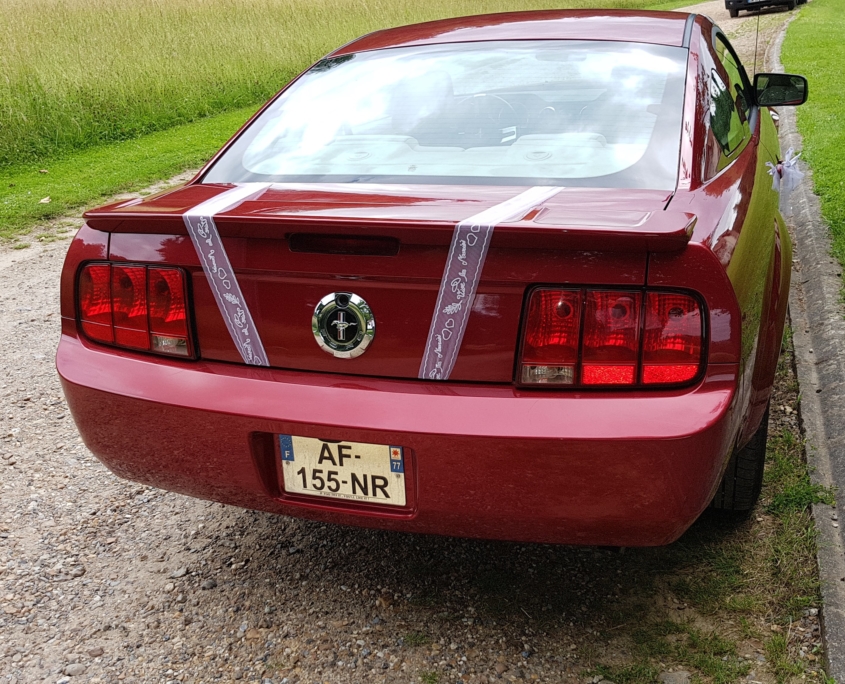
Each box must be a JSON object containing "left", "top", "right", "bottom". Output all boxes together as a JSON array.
[
  {"left": 184, "top": 183, "right": 272, "bottom": 366},
  {"left": 419, "top": 186, "right": 564, "bottom": 381}
]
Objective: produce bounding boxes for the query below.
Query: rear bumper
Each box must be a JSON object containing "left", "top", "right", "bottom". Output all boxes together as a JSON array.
[{"left": 57, "top": 332, "right": 740, "bottom": 546}]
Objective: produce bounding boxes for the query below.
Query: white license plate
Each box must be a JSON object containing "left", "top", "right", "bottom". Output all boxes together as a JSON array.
[{"left": 279, "top": 435, "right": 406, "bottom": 506}]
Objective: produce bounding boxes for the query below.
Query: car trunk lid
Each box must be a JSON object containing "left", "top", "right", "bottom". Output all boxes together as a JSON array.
[{"left": 90, "top": 183, "right": 693, "bottom": 382}]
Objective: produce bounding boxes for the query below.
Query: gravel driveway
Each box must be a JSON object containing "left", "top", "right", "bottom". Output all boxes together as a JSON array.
[
  {"left": 0, "top": 225, "right": 659, "bottom": 683},
  {"left": 1, "top": 5, "right": 818, "bottom": 684},
  {"left": 1, "top": 235, "right": 674, "bottom": 684}
]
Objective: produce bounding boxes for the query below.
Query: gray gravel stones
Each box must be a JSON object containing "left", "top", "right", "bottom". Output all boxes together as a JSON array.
[
  {"left": 658, "top": 671, "right": 691, "bottom": 684},
  {"left": 0, "top": 232, "right": 699, "bottom": 684},
  {"left": 64, "top": 663, "right": 86, "bottom": 676}
]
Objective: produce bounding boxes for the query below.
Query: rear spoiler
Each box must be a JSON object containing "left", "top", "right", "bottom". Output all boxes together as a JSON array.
[{"left": 85, "top": 209, "right": 695, "bottom": 253}]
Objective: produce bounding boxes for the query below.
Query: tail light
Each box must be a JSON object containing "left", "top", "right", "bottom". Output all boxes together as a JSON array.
[
  {"left": 521, "top": 290, "right": 581, "bottom": 384},
  {"left": 519, "top": 288, "right": 703, "bottom": 388},
  {"left": 582, "top": 290, "right": 641, "bottom": 385},
  {"left": 112, "top": 265, "right": 149, "bottom": 349},
  {"left": 77, "top": 263, "right": 192, "bottom": 358},
  {"left": 78, "top": 264, "right": 113, "bottom": 344},
  {"left": 642, "top": 292, "right": 702, "bottom": 384}
]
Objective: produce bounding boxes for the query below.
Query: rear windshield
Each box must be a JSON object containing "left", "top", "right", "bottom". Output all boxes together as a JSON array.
[{"left": 203, "top": 40, "right": 688, "bottom": 190}]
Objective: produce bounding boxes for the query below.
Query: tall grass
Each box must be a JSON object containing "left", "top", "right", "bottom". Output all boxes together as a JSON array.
[{"left": 0, "top": 0, "right": 687, "bottom": 169}]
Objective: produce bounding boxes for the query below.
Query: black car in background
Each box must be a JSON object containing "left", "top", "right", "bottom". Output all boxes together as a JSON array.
[{"left": 724, "top": 0, "right": 805, "bottom": 18}]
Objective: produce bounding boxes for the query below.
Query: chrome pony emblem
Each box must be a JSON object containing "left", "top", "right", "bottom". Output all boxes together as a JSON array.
[
  {"left": 312, "top": 293, "right": 375, "bottom": 359},
  {"left": 331, "top": 311, "right": 355, "bottom": 341}
]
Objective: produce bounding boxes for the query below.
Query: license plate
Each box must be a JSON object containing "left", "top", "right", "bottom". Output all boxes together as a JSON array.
[{"left": 279, "top": 435, "right": 406, "bottom": 506}]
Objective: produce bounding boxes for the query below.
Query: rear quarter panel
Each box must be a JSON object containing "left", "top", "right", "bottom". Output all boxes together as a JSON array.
[{"left": 677, "top": 20, "right": 785, "bottom": 450}]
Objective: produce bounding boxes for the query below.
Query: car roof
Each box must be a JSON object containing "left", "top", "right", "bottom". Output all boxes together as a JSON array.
[{"left": 331, "top": 10, "right": 694, "bottom": 56}]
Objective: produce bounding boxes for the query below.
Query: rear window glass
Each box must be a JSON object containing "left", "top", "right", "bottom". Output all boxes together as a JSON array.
[{"left": 203, "top": 40, "right": 688, "bottom": 190}]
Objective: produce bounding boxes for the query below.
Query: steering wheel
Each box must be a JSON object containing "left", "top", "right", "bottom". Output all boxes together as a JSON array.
[{"left": 453, "top": 94, "right": 518, "bottom": 146}]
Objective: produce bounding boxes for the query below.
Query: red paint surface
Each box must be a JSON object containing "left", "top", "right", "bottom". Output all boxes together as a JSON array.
[
  {"left": 57, "top": 12, "right": 792, "bottom": 546},
  {"left": 333, "top": 10, "right": 690, "bottom": 55},
  {"left": 59, "top": 333, "right": 737, "bottom": 546}
]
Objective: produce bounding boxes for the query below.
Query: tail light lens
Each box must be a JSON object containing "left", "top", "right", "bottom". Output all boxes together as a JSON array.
[
  {"left": 582, "top": 291, "right": 641, "bottom": 385},
  {"left": 519, "top": 288, "right": 704, "bottom": 388},
  {"left": 642, "top": 292, "right": 702, "bottom": 384},
  {"left": 521, "top": 290, "right": 581, "bottom": 384},
  {"left": 112, "top": 265, "right": 149, "bottom": 350},
  {"left": 77, "top": 263, "right": 192, "bottom": 358},
  {"left": 148, "top": 268, "right": 190, "bottom": 356},
  {"left": 78, "top": 264, "right": 113, "bottom": 344}
]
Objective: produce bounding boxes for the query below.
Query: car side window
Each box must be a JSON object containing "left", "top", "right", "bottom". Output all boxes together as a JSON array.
[
  {"left": 701, "top": 35, "right": 751, "bottom": 179},
  {"left": 715, "top": 35, "right": 751, "bottom": 120}
]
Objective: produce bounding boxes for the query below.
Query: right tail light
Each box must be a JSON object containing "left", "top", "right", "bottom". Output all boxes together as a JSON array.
[
  {"left": 519, "top": 288, "right": 704, "bottom": 387},
  {"left": 642, "top": 291, "right": 702, "bottom": 385}
]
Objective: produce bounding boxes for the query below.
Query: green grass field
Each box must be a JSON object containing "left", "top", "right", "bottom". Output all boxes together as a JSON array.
[
  {"left": 781, "top": 0, "right": 845, "bottom": 268},
  {"left": 0, "top": 0, "right": 689, "bottom": 238},
  {"left": 0, "top": 0, "right": 690, "bottom": 170}
]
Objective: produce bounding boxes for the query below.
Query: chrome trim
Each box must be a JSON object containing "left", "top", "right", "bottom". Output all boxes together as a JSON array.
[{"left": 312, "top": 292, "right": 375, "bottom": 359}]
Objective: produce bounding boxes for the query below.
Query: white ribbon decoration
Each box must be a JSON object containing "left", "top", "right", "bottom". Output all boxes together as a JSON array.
[
  {"left": 767, "top": 147, "right": 804, "bottom": 217},
  {"left": 183, "top": 182, "right": 562, "bottom": 374},
  {"left": 184, "top": 183, "right": 272, "bottom": 366},
  {"left": 418, "top": 186, "right": 564, "bottom": 381}
]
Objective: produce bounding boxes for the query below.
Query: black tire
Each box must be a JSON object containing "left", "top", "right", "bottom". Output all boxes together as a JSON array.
[
  {"left": 711, "top": 405, "right": 769, "bottom": 513},
  {"left": 786, "top": 0, "right": 796, "bottom": 8},
  {"left": 729, "top": 8, "right": 739, "bottom": 16}
]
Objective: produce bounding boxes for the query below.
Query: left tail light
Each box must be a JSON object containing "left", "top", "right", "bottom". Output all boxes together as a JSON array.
[
  {"left": 518, "top": 287, "right": 704, "bottom": 388},
  {"left": 77, "top": 262, "right": 193, "bottom": 358}
]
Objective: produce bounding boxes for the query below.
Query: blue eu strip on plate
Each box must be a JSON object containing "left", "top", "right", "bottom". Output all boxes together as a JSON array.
[{"left": 279, "top": 434, "right": 295, "bottom": 461}]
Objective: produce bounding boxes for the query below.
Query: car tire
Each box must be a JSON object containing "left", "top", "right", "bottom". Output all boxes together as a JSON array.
[
  {"left": 786, "top": 0, "right": 796, "bottom": 8},
  {"left": 711, "top": 405, "right": 769, "bottom": 513},
  {"left": 729, "top": 8, "right": 739, "bottom": 16}
]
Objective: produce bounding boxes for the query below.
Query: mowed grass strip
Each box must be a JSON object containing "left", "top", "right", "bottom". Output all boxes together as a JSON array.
[
  {"left": 781, "top": 0, "right": 845, "bottom": 265},
  {"left": 0, "top": 107, "right": 256, "bottom": 240},
  {"left": 0, "top": 0, "right": 691, "bottom": 170},
  {"left": 590, "top": 337, "right": 834, "bottom": 684}
]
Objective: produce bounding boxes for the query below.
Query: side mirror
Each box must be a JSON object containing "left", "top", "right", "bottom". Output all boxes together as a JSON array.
[{"left": 754, "top": 73, "right": 808, "bottom": 106}]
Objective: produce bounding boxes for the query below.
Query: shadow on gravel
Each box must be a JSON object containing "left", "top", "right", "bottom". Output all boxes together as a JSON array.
[
  {"left": 175, "top": 417, "right": 826, "bottom": 682},
  {"left": 213, "top": 505, "right": 752, "bottom": 633}
]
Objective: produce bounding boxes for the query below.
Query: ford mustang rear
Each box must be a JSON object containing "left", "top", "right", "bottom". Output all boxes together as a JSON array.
[{"left": 57, "top": 10, "right": 803, "bottom": 546}]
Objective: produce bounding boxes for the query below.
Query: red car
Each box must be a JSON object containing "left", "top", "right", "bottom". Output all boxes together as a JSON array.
[{"left": 58, "top": 10, "right": 807, "bottom": 547}]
